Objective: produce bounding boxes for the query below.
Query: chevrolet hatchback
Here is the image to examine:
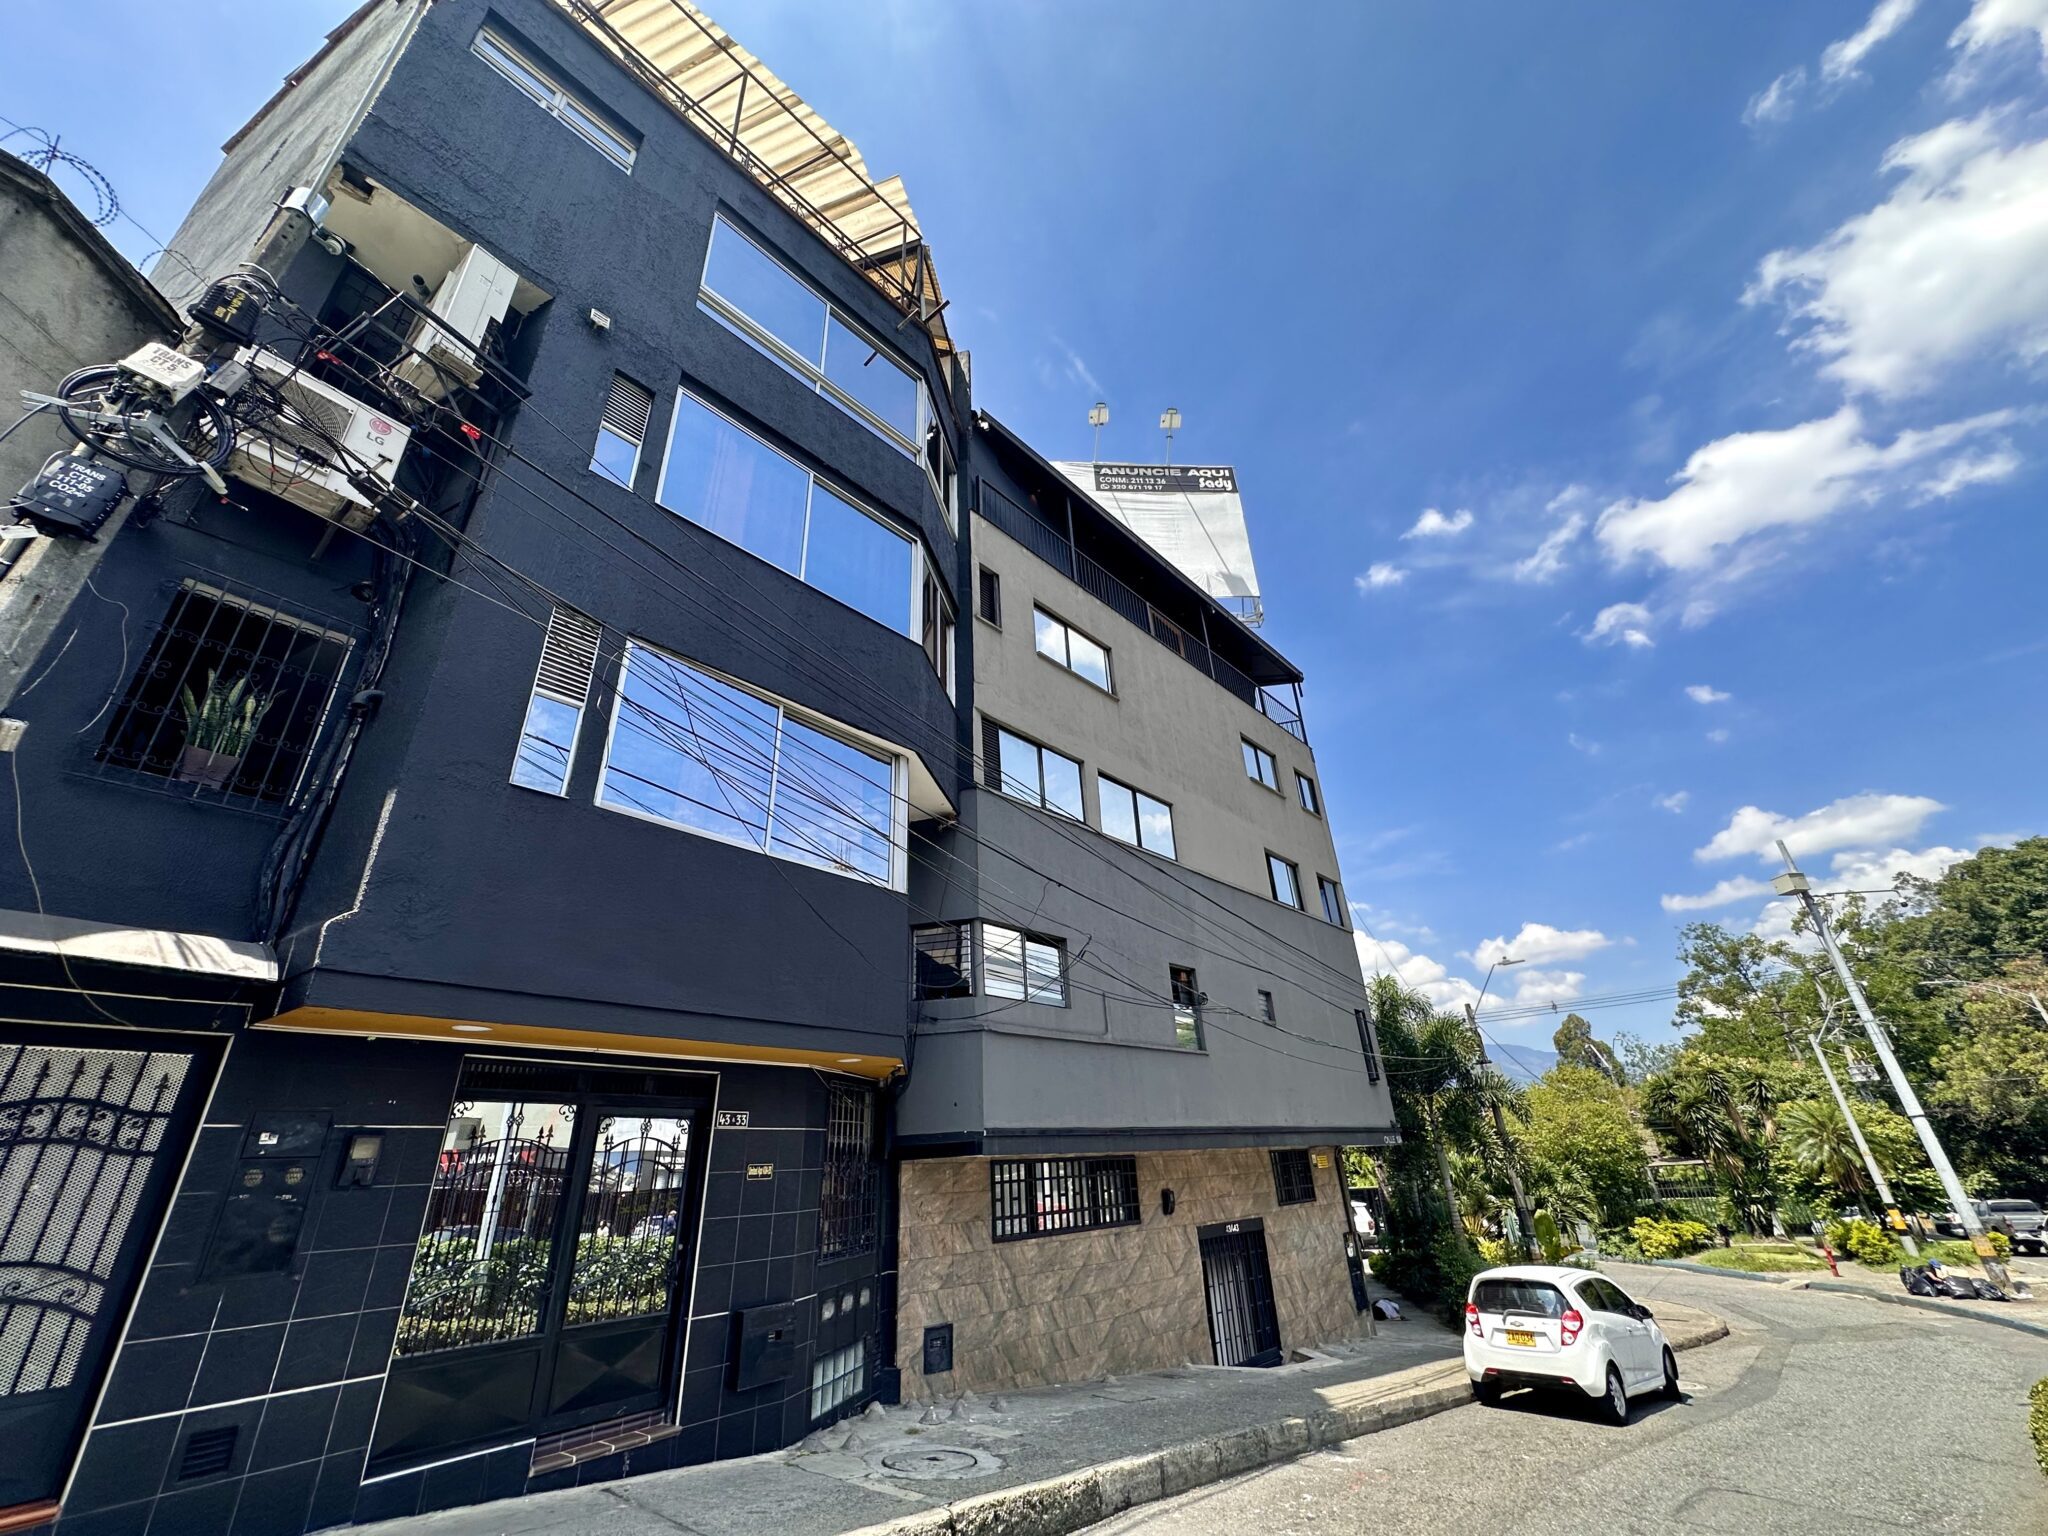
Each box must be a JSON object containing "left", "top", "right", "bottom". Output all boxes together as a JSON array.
[{"left": 1463, "top": 1265, "right": 1678, "bottom": 1423}]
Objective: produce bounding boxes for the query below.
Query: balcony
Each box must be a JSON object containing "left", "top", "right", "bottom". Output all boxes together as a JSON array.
[{"left": 977, "top": 481, "right": 1307, "bottom": 742}]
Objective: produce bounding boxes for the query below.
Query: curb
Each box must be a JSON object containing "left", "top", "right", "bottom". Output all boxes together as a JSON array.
[
  {"left": 843, "top": 1317, "right": 1728, "bottom": 1536},
  {"left": 1638, "top": 1257, "right": 1812, "bottom": 1285},
  {"left": 1800, "top": 1280, "right": 2048, "bottom": 1340}
]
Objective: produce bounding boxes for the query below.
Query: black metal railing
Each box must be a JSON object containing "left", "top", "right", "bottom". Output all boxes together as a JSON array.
[
  {"left": 977, "top": 481, "right": 1307, "bottom": 742},
  {"left": 990, "top": 1155, "right": 1141, "bottom": 1242},
  {"left": 819, "top": 1086, "right": 879, "bottom": 1261}
]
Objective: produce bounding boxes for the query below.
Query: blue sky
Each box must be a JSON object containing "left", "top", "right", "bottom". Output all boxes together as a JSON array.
[{"left": 6, "top": 1, "right": 2046, "bottom": 1052}]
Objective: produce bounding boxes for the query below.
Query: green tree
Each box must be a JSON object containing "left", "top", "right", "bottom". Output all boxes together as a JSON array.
[
  {"left": 1614, "top": 1030, "right": 1681, "bottom": 1086},
  {"left": 1885, "top": 838, "right": 2048, "bottom": 981},
  {"left": 1641, "top": 1053, "right": 1806, "bottom": 1230},
  {"left": 1518, "top": 1064, "right": 1649, "bottom": 1229},
  {"left": 1923, "top": 960, "right": 2048, "bottom": 1199},
  {"left": 1553, "top": 1013, "right": 1622, "bottom": 1082}
]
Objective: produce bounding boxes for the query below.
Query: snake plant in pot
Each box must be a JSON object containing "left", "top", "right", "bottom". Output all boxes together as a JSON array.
[{"left": 173, "top": 668, "right": 270, "bottom": 790}]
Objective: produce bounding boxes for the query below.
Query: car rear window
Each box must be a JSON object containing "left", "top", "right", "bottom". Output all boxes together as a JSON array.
[
  {"left": 1989, "top": 1201, "right": 2041, "bottom": 1214},
  {"left": 1473, "top": 1279, "right": 1567, "bottom": 1317}
]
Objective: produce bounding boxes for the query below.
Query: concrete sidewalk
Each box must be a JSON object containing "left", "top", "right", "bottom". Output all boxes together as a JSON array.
[{"left": 356, "top": 1300, "right": 1726, "bottom": 1536}]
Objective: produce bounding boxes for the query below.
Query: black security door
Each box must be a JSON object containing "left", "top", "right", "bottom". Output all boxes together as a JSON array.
[
  {"left": 1197, "top": 1217, "right": 1283, "bottom": 1368},
  {"left": 371, "top": 1062, "right": 713, "bottom": 1471},
  {"left": 0, "top": 1028, "right": 210, "bottom": 1508}
]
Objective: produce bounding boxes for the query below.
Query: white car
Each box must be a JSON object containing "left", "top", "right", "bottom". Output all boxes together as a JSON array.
[{"left": 1463, "top": 1265, "right": 1678, "bottom": 1423}]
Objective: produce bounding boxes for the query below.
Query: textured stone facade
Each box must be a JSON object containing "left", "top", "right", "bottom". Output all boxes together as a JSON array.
[{"left": 895, "top": 1147, "right": 1365, "bottom": 1398}]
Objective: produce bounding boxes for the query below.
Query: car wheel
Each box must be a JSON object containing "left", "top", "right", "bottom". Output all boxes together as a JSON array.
[
  {"left": 1472, "top": 1379, "right": 1501, "bottom": 1406},
  {"left": 1660, "top": 1348, "right": 1680, "bottom": 1402},
  {"left": 1603, "top": 1365, "right": 1630, "bottom": 1425}
]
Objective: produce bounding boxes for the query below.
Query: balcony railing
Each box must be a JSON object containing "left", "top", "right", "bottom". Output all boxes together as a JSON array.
[{"left": 978, "top": 481, "right": 1306, "bottom": 743}]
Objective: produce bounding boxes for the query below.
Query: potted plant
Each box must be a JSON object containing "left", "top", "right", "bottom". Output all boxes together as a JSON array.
[{"left": 173, "top": 668, "right": 269, "bottom": 790}]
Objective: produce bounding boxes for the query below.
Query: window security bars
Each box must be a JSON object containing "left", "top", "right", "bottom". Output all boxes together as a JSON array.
[
  {"left": 1271, "top": 1148, "right": 1317, "bottom": 1206},
  {"left": 912, "top": 922, "right": 973, "bottom": 1000},
  {"left": 991, "top": 1157, "right": 1140, "bottom": 1242},
  {"left": 819, "top": 1085, "right": 879, "bottom": 1261},
  {"left": 473, "top": 25, "right": 637, "bottom": 171},
  {"left": 91, "top": 577, "right": 357, "bottom": 815}
]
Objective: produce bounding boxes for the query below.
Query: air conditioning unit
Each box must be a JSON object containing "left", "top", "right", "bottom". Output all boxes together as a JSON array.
[
  {"left": 394, "top": 243, "right": 518, "bottom": 399},
  {"left": 224, "top": 347, "right": 411, "bottom": 529}
]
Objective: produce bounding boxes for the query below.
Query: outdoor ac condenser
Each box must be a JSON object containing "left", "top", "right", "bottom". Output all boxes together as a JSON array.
[
  {"left": 224, "top": 347, "right": 412, "bottom": 530},
  {"left": 394, "top": 243, "right": 518, "bottom": 398}
]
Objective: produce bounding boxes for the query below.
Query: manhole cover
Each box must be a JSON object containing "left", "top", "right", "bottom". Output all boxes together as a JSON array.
[{"left": 867, "top": 1443, "right": 1002, "bottom": 1480}]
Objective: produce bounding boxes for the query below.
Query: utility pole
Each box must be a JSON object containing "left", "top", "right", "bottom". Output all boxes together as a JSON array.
[
  {"left": 1773, "top": 841, "right": 2006, "bottom": 1287},
  {"left": 1466, "top": 1002, "right": 1537, "bottom": 1261},
  {"left": 1808, "top": 1031, "right": 1918, "bottom": 1257}
]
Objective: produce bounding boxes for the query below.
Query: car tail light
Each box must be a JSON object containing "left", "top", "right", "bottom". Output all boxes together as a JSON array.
[
  {"left": 1560, "top": 1308, "right": 1584, "bottom": 1345},
  {"left": 1465, "top": 1303, "right": 1482, "bottom": 1336}
]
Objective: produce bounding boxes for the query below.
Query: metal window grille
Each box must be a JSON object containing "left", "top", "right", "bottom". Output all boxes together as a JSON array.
[
  {"left": 90, "top": 577, "right": 357, "bottom": 815},
  {"left": 1354, "top": 1010, "right": 1381, "bottom": 1084},
  {"left": 1271, "top": 1148, "right": 1317, "bottom": 1206},
  {"left": 601, "top": 374, "right": 654, "bottom": 446},
  {"left": 977, "top": 567, "right": 1001, "bottom": 626},
  {"left": 1258, "top": 990, "right": 1276, "bottom": 1025},
  {"left": 990, "top": 1156, "right": 1140, "bottom": 1242},
  {"left": 819, "top": 1085, "right": 878, "bottom": 1260},
  {"left": 913, "top": 923, "right": 972, "bottom": 1000}
]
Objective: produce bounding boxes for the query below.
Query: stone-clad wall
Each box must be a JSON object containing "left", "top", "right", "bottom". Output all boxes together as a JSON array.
[{"left": 895, "top": 1147, "right": 1364, "bottom": 1398}]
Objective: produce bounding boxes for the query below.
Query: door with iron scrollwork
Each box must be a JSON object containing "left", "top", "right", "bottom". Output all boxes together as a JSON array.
[
  {"left": 372, "top": 1066, "right": 713, "bottom": 1470},
  {"left": 0, "top": 1028, "right": 209, "bottom": 1508}
]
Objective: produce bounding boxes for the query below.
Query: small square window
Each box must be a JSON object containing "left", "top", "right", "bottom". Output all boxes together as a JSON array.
[
  {"left": 1271, "top": 1148, "right": 1317, "bottom": 1206},
  {"left": 985, "top": 720, "right": 1084, "bottom": 819},
  {"left": 1297, "top": 773, "right": 1320, "bottom": 815},
  {"left": 913, "top": 923, "right": 972, "bottom": 999},
  {"left": 1243, "top": 739, "right": 1279, "bottom": 790},
  {"left": 1099, "top": 776, "right": 1176, "bottom": 859},
  {"left": 984, "top": 925, "right": 1066, "bottom": 1006},
  {"left": 1267, "top": 854, "right": 1303, "bottom": 909},
  {"left": 1258, "top": 990, "right": 1276, "bottom": 1024},
  {"left": 1318, "top": 876, "right": 1346, "bottom": 926},
  {"left": 1033, "top": 607, "right": 1111, "bottom": 692}
]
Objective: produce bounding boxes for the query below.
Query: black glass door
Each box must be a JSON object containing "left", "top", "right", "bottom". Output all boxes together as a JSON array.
[
  {"left": 0, "top": 1029, "right": 209, "bottom": 1508},
  {"left": 371, "top": 1064, "right": 712, "bottom": 1470}
]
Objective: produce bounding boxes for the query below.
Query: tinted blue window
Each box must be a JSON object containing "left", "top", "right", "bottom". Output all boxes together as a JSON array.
[
  {"left": 601, "top": 649, "right": 777, "bottom": 850},
  {"left": 701, "top": 219, "right": 827, "bottom": 363},
  {"left": 823, "top": 312, "right": 919, "bottom": 442},
  {"left": 511, "top": 694, "right": 581, "bottom": 794},
  {"left": 769, "top": 719, "right": 895, "bottom": 883},
  {"left": 804, "top": 485, "right": 911, "bottom": 633},
  {"left": 658, "top": 394, "right": 808, "bottom": 576},
  {"left": 591, "top": 425, "right": 639, "bottom": 488}
]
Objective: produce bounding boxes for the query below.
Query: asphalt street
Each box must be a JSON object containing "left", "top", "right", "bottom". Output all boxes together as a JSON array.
[{"left": 1086, "top": 1265, "right": 2048, "bottom": 1535}]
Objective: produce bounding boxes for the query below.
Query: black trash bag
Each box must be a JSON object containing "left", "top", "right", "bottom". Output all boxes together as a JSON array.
[
  {"left": 1970, "top": 1278, "right": 2010, "bottom": 1302},
  {"left": 1901, "top": 1265, "right": 1938, "bottom": 1296},
  {"left": 1935, "top": 1273, "right": 1980, "bottom": 1299}
]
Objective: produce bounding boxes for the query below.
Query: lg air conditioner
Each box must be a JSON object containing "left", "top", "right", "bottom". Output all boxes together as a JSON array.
[
  {"left": 394, "top": 243, "right": 518, "bottom": 399},
  {"left": 224, "top": 347, "right": 411, "bottom": 529}
]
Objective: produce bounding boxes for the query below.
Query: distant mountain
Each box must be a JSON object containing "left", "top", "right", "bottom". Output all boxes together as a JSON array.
[{"left": 1490, "top": 1043, "right": 1559, "bottom": 1084}]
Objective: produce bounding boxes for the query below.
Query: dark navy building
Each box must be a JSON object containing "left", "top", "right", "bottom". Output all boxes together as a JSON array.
[{"left": 0, "top": 3, "right": 1392, "bottom": 1532}]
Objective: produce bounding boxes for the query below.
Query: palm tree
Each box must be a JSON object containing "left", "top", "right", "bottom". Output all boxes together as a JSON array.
[
  {"left": 1777, "top": 1098, "right": 1872, "bottom": 1215},
  {"left": 1642, "top": 1054, "right": 1791, "bottom": 1231}
]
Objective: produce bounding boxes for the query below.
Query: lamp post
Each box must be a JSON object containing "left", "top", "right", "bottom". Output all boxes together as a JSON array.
[
  {"left": 1465, "top": 958, "right": 1536, "bottom": 1259},
  {"left": 1088, "top": 401, "right": 1109, "bottom": 463},
  {"left": 1158, "top": 407, "right": 1180, "bottom": 465}
]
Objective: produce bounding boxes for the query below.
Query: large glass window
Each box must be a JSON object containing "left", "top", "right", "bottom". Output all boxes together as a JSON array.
[
  {"left": 983, "top": 925, "right": 1067, "bottom": 1006},
  {"left": 993, "top": 727, "right": 1084, "bottom": 819},
  {"left": 1099, "top": 776, "right": 1176, "bottom": 859},
  {"left": 699, "top": 216, "right": 927, "bottom": 460},
  {"left": 472, "top": 26, "right": 637, "bottom": 172},
  {"left": 1033, "top": 608, "right": 1111, "bottom": 691},
  {"left": 659, "top": 391, "right": 925, "bottom": 646},
  {"left": 598, "top": 642, "right": 901, "bottom": 887}
]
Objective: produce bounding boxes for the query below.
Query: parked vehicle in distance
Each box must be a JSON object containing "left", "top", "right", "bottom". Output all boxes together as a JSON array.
[
  {"left": 1934, "top": 1199, "right": 2046, "bottom": 1251},
  {"left": 1463, "top": 1266, "right": 1678, "bottom": 1424}
]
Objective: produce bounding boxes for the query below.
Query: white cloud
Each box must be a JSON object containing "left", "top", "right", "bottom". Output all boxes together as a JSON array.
[
  {"left": 1745, "top": 68, "right": 1806, "bottom": 126},
  {"left": 1951, "top": 0, "right": 2048, "bottom": 66},
  {"left": 1513, "top": 511, "right": 1585, "bottom": 583},
  {"left": 1661, "top": 875, "right": 1774, "bottom": 912},
  {"left": 1685, "top": 684, "right": 1731, "bottom": 704},
  {"left": 1474, "top": 923, "right": 1614, "bottom": 968},
  {"left": 1567, "top": 732, "right": 1601, "bottom": 755},
  {"left": 1821, "top": 0, "right": 1923, "bottom": 83},
  {"left": 1681, "top": 600, "right": 1718, "bottom": 629},
  {"left": 1695, "top": 792, "right": 1947, "bottom": 863},
  {"left": 1827, "top": 843, "right": 1971, "bottom": 890},
  {"left": 1403, "top": 507, "right": 1474, "bottom": 539},
  {"left": 1586, "top": 601, "right": 1654, "bottom": 647},
  {"left": 1500, "top": 969, "right": 1586, "bottom": 1010},
  {"left": 1657, "top": 791, "right": 1692, "bottom": 814},
  {"left": 1916, "top": 448, "right": 2021, "bottom": 501},
  {"left": 1051, "top": 337, "right": 1102, "bottom": 394},
  {"left": 1355, "top": 932, "right": 1481, "bottom": 1012},
  {"left": 1747, "top": 115, "right": 2048, "bottom": 396},
  {"left": 1596, "top": 406, "right": 2017, "bottom": 571},
  {"left": 1355, "top": 562, "right": 1406, "bottom": 592}
]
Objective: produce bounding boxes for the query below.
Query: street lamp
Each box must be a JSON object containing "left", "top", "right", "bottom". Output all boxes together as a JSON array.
[
  {"left": 1088, "top": 401, "right": 1109, "bottom": 463},
  {"left": 1158, "top": 407, "right": 1181, "bottom": 465},
  {"left": 1473, "top": 956, "right": 1523, "bottom": 1017}
]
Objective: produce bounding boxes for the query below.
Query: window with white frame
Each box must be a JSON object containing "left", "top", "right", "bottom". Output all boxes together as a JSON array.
[
  {"left": 598, "top": 641, "right": 904, "bottom": 887},
  {"left": 698, "top": 214, "right": 930, "bottom": 463},
  {"left": 1296, "top": 772, "right": 1320, "bottom": 816},
  {"left": 1098, "top": 776, "right": 1175, "bottom": 859},
  {"left": 472, "top": 26, "right": 637, "bottom": 172},
  {"left": 1032, "top": 607, "right": 1111, "bottom": 692},
  {"left": 1318, "top": 875, "right": 1346, "bottom": 926},
  {"left": 1267, "top": 853, "right": 1303, "bottom": 909},
  {"left": 511, "top": 606, "right": 602, "bottom": 796},
  {"left": 1243, "top": 739, "right": 1279, "bottom": 790},
  {"left": 983, "top": 925, "right": 1067, "bottom": 1006},
  {"left": 658, "top": 390, "right": 949, "bottom": 682},
  {"left": 982, "top": 720, "right": 1083, "bottom": 820},
  {"left": 591, "top": 373, "right": 653, "bottom": 488}
]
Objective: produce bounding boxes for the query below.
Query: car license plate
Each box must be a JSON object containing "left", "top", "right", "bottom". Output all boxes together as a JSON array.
[{"left": 1505, "top": 1329, "right": 1536, "bottom": 1347}]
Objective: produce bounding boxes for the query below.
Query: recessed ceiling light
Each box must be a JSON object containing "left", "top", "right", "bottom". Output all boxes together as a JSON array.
[{"left": 452, "top": 1024, "right": 492, "bottom": 1034}]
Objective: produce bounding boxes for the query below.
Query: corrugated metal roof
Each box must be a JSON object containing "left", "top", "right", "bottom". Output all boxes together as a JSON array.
[{"left": 559, "top": 0, "right": 950, "bottom": 354}]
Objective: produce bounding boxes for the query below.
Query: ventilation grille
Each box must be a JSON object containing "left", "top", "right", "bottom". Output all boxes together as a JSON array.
[
  {"left": 178, "top": 1425, "right": 238, "bottom": 1481},
  {"left": 535, "top": 607, "right": 602, "bottom": 705},
  {"left": 977, "top": 567, "right": 1001, "bottom": 626},
  {"left": 979, "top": 716, "right": 1001, "bottom": 791},
  {"left": 602, "top": 374, "right": 654, "bottom": 443}
]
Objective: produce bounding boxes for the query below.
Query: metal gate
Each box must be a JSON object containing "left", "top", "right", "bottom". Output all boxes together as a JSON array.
[
  {"left": 0, "top": 1030, "right": 205, "bottom": 1508},
  {"left": 1197, "top": 1217, "right": 1282, "bottom": 1368}
]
